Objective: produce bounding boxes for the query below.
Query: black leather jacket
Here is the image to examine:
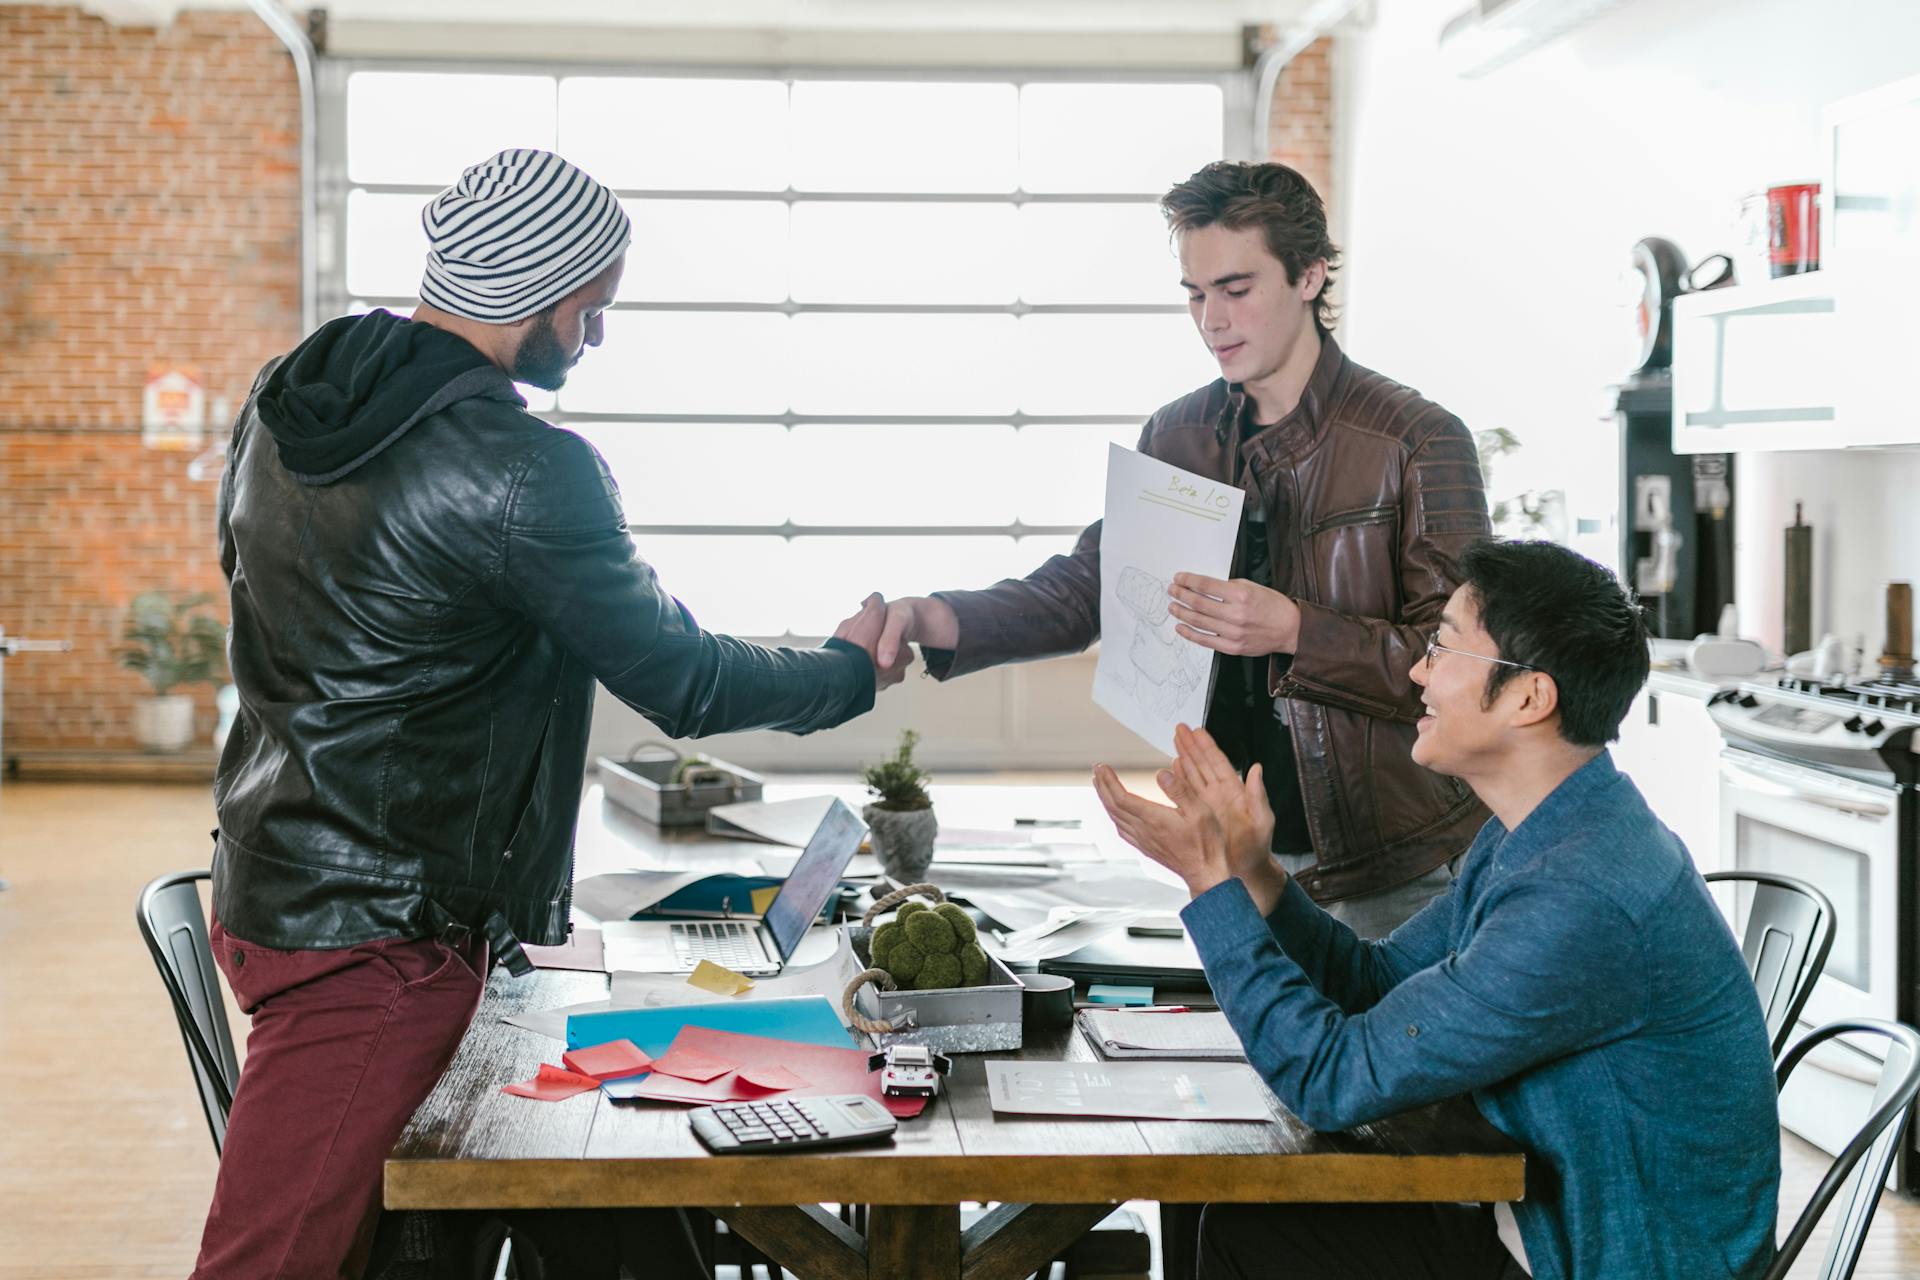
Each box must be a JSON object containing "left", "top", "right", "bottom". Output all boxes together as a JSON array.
[{"left": 212, "top": 311, "right": 872, "bottom": 959}]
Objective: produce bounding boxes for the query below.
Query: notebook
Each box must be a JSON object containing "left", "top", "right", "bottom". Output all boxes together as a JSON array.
[{"left": 1077, "top": 1008, "right": 1247, "bottom": 1061}]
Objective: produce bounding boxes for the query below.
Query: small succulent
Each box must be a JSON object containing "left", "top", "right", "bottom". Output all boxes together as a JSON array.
[
  {"left": 861, "top": 729, "right": 932, "bottom": 812},
  {"left": 869, "top": 900, "right": 990, "bottom": 991}
]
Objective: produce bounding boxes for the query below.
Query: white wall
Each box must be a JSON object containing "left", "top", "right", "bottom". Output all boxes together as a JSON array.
[{"left": 1335, "top": 0, "right": 1920, "bottom": 658}]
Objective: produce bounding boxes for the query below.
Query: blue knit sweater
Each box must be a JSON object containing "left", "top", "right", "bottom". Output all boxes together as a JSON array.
[{"left": 1182, "top": 752, "right": 1779, "bottom": 1279}]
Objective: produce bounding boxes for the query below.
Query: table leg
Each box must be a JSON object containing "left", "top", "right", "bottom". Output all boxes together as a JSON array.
[
  {"left": 867, "top": 1203, "right": 961, "bottom": 1279},
  {"left": 957, "top": 1203, "right": 1116, "bottom": 1280},
  {"left": 717, "top": 1204, "right": 866, "bottom": 1280},
  {"left": 1159, "top": 1202, "right": 1204, "bottom": 1280}
]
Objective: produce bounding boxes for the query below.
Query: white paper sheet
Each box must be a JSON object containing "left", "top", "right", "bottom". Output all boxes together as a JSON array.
[
  {"left": 570, "top": 870, "right": 716, "bottom": 924},
  {"left": 964, "top": 869, "right": 1191, "bottom": 932},
  {"left": 705, "top": 794, "right": 836, "bottom": 846},
  {"left": 985, "top": 1059, "right": 1273, "bottom": 1121},
  {"left": 982, "top": 905, "right": 1150, "bottom": 962},
  {"left": 1092, "top": 444, "right": 1245, "bottom": 755}
]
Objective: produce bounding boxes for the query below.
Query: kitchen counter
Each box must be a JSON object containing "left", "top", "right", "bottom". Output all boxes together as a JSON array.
[{"left": 1647, "top": 666, "right": 1736, "bottom": 701}]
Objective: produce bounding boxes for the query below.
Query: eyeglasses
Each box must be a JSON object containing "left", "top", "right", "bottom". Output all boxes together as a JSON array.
[{"left": 1424, "top": 634, "right": 1539, "bottom": 673}]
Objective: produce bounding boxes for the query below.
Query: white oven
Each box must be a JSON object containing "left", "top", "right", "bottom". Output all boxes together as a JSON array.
[{"left": 1717, "top": 747, "right": 1908, "bottom": 1177}]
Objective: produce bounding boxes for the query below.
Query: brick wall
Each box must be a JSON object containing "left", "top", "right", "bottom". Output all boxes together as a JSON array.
[
  {"left": 1268, "top": 36, "right": 1336, "bottom": 219},
  {"left": 0, "top": 6, "right": 299, "bottom": 757}
]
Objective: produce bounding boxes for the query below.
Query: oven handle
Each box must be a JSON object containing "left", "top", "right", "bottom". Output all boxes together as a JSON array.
[{"left": 1719, "top": 757, "right": 1893, "bottom": 817}]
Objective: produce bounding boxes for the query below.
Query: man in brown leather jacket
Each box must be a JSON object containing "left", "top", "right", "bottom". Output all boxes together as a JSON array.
[{"left": 873, "top": 161, "right": 1491, "bottom": 936}]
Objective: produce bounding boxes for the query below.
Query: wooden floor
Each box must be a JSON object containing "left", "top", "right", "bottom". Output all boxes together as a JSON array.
[{"left": 3, "top": 780, "right": 1917, "bottom": 1279}]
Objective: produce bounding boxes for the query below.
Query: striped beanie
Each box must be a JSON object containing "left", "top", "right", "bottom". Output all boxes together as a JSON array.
[{"left": 419, "top": 149, "right": 631, "bottom": 325}]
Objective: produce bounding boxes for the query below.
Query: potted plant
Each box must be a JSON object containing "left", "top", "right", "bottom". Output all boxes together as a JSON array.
[
  {"left": 117, "top": 591, "right": 226, "bottom": 752},
  {"left": 861, "top": 729, "right": 937, "bottom": 882}
]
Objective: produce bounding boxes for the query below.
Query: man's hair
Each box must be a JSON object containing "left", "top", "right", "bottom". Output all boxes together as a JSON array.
[
  {"left": 1160, "top": 161, "right": 1341, "bottom": 332},
  {"left": 1457, "top": 540, "right": 1651, "bottom": 748}
]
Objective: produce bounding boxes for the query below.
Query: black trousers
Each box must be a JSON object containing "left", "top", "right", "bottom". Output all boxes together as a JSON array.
[{"left": 1197, "top": 1202, "right": 1530, "bottom": 1280}]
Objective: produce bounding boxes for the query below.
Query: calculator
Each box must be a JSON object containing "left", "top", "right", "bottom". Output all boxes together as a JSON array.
[{"left": 689, "top": 1094, "right": 897, "bottom": 1153}]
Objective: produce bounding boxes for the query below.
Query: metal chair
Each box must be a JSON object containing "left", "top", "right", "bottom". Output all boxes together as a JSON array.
[
  {"left": 1704, "top": 870, "right": 1836, "bottom": 1059},
  {"left": 1766, "top": 1018, "right": 1920, "bottom": 1280},
  {"left": 136, "top": 868, "right": 240, "bottom": 1155}
]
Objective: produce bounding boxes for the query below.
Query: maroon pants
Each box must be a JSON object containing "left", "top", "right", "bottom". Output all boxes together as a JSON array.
[{"left": 192, "top": 919, "right": 488, "bottom": 1280}]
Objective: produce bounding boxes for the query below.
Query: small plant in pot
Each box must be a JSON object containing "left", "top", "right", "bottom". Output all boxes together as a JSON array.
[
  {"left": 861, "top": 729, "right": 937, "bottom": 882},
  {"left": 118, "top": 591, "right": 226, "bottom": 752}
]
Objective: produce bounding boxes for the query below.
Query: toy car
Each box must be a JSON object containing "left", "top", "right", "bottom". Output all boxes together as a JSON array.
[{"left": 867, "top": 1043, "right": 952, "bottom": 1099}]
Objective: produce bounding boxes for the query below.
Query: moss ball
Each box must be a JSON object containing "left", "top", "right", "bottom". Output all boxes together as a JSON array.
[
  {"left": 887, "top": 940, "right": 926, "bottom": 983},
  {"left": 896, "top": 900, "right": 930, "bottom": 921},
  {"left": 933, "top": 902, "right": 977, "bottom": 944},
  {"left": 915, "top": 953, "right": 963, "bottom": 990},
  {"left": 959, "top": 942, "right": 990, "bottom": 987},
  {"left": 903, "top": 910, "right": 957, "bottom": 953},
  {"left": 870, "top": 921, "right": 901, "bottom": 968}
]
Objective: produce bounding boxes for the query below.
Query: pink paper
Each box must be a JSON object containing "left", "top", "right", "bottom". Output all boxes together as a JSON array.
[
  {"left": 502, "top": 1063, "right": 600, "bottom": 1101},
  {"left": 648, "top": 1045, "right": 735, "bottom": 1083},
  {"left": 614, "top": 1026, "right": 929, "bottom": 1118},
  {"left": 523, "top": 927, "right": 605, "bottom": 973},
  {"left": 736, "top": 1063, "right": 810, "bottom": 1092},
  {"left": 562, "top": 1039, "right": 653, "bottom": 1082}
]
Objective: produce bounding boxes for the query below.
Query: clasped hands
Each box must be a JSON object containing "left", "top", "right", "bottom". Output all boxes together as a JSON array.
[
  {"left": 832, "top": 572, "right": 1299, "bottom": 693},
  {"left": 1093, "top": 723, "right": 1290, "bottom": 912}
]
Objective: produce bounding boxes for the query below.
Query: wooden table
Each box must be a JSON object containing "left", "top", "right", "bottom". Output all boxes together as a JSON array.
[{"left": 386, "top": 780, "right": 1524, "bottom": 1279}]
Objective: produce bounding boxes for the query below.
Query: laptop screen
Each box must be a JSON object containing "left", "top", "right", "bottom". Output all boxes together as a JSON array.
[{"left": 763, "top": 797, "right": 866, "bottom": 961}]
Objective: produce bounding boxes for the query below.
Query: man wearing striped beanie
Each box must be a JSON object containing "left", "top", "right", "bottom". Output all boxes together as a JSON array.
[{"left": 195, "top": 149, "right": 896, "bottom": 1279}]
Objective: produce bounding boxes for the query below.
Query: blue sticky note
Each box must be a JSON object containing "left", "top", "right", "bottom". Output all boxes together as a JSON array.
[
  {"left": 565, "top": 994, "right": 855, "bottom": 1056},
  {"left": 1087, "top": 983, "right": 1155, "bottom": 1007}
]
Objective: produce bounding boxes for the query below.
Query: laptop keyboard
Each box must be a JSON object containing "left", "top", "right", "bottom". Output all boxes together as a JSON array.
[{"left": 670, "top": 921, "right": 762, "bottom": 969}]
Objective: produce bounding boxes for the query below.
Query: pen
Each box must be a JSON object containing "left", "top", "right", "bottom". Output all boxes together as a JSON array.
[
  {"left": 1127, "top": 1005, "right": 1191, "bottom": 1013},
  {"left": 1013, "top": 817, "right": 1082, "bottom": 827}
]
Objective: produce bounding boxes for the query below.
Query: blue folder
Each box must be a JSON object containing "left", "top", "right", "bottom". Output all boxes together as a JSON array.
[{"left": 564, "top": 994, "right": 856, "bottom": 1056}]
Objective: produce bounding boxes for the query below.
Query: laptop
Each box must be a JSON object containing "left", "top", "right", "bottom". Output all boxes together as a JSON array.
[{"left": 603, "top": 797, "right": 866, "bottom": 977}]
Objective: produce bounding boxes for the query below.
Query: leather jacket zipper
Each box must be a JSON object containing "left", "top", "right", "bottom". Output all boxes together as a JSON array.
[{"left": 1301, "top": 504, "right": 1396, "bottom": 538}]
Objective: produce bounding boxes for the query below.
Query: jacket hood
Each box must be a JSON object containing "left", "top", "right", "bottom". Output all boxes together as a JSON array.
[{"left": 255, "top": 309, "right": 523, "bottom": 484}]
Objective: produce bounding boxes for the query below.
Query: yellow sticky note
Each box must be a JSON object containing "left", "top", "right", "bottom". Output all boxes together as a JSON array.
[
  {"left": 688, "top": 959, "right": 755, "bottom": 996},
  {"left": 750, "top": 885, "right": 780, "bottom": 916}
]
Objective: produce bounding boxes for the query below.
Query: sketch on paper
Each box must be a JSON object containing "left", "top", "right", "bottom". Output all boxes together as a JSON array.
[{"left": 1093, "top": 445, "right": 1244, "bottom": 755}]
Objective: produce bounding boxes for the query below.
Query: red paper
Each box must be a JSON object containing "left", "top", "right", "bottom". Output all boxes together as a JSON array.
[
  {"left": 649, "top": 1045, "right": 735, "bottom": 1083},
  {"left": 502, "top": 1063, "right": 600, "bottom": 1101},
  {"left": 736, "top": 1063, "right": 810, "bottom": 1092},
  {"left": 562, "top": 1039, "right": 653, "bottom": 1082},
  {"left": 617, "top": 1025, "right": 928, "bottom": 1118}
]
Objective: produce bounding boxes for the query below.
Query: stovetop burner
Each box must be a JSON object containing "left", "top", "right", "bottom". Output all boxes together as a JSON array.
[{"left": 1775, "top": 675, "right": 1920, "bottom": 714}]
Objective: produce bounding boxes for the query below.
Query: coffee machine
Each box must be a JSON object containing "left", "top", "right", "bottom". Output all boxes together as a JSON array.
[{"left": 1615, "top": 237, "right": 1736, "bottom": 638}]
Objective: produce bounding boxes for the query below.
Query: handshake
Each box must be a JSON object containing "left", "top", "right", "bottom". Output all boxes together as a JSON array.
[{"left": 829, "top": 594, "right": 961, "bottom": 693}]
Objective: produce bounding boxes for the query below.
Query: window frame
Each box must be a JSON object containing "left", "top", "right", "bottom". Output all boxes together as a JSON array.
[{"left": 316, "top": 59, "right": 1253, "bottom": 641}]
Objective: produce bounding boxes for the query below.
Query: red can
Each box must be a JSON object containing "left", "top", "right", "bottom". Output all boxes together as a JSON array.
[{"left": 1767, "top": 181, "right": 1821, "bottom": 277}]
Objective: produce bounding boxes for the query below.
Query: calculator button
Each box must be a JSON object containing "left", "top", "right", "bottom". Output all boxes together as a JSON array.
[{"left": 734, "top": 1128, "right": 774, "bottom": 1143}]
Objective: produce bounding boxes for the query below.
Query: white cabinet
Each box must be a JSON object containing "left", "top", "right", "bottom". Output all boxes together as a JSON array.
[
  {"left": 1671, "top": 73, "right": 1920, "bottom": 454},
  {"left": 1671, "top": 274, "right": 1839, "bottom": 454},
  {"left": 1826, "top": 73, "right": 1920, "bottom": 448},
  {"left": 1612, "top": 680, "right": 1726, "bottom": 874}
]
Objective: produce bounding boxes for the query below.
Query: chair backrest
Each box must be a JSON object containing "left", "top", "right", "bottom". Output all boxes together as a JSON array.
[
  {"left": 136, "top": 869, "right": 240, "bottom": 1155},
  {"left": 1704, "top": 870, "right": 1837, "bottom": 1058},
  {"left": 1767, "top": 1019, "right": 1920, "bottom": 1280}
]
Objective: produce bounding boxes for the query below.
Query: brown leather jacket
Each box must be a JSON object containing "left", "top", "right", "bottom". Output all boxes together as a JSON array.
[{"left": 925, "top": 336, "right": 1492, "bottom": 902}]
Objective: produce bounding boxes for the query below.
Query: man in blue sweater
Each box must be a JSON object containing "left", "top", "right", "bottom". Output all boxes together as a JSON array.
[{"left": 1093, "top": 539, "right": 1779, "bottom": 1279}]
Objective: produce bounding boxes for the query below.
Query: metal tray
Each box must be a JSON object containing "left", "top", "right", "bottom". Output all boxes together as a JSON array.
[
  {"left": 594, "top": 748, "right": 764, "bottom": 828},
  {"left": 848, "top": 926, "right": 1024, "bottom": 1054}
]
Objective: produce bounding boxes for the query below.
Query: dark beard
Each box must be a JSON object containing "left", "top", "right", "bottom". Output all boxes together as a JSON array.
[{"left": 509, "top": 306, "right": 577, "bottom": 391}]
